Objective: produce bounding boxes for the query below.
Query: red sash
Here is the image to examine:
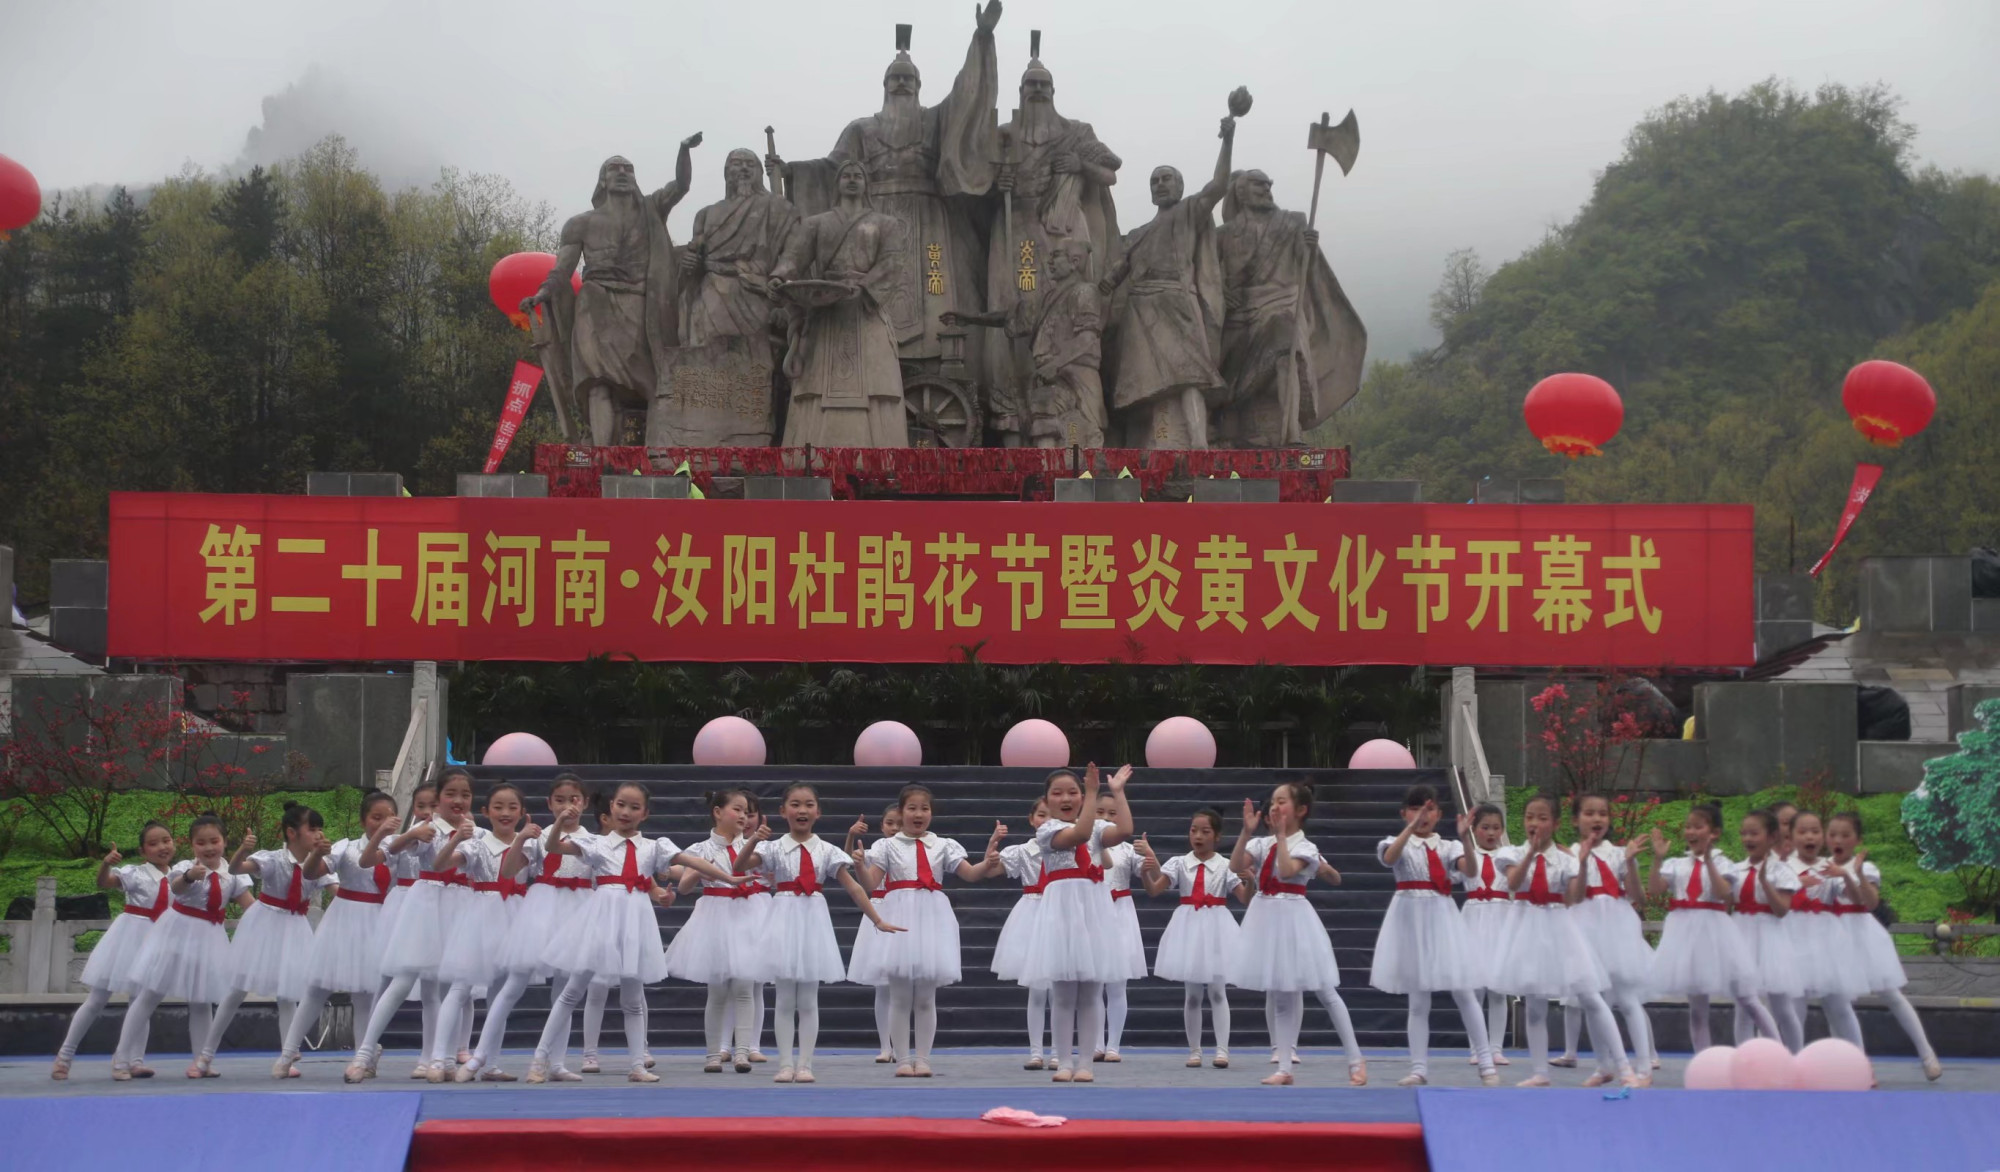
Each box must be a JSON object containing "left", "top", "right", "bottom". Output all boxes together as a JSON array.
[
  {"left": 124, "top": 877, "right": 170, "bottom": 921},
  {"left": 1259, "top": 846, "right": 1308, "bottom": 896}
]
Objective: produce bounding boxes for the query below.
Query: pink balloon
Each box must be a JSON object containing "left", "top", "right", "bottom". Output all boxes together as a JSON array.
[
  {"left": 1348, "top": 738, "right": 1417, "bottom": 770},
  {"left": 1730, "top": 1038, "right": 1796, "bottom": 1090},
  {"left": 482, "top": 731, "right": 558, "bottom": 766},
  {"left": 1793, "top": 1038, "right": 1873, "bottom": 1091},
  {"left": 1000, "top": 719, "right": 1069, "bottom": 768},
  {"left": 692, "top": 716, "right": 766, "bottom": 766},
  {"left": 1146, "top": 716, "right": 1217, "bottom": 768},
  {"left": 1683, "top": 1045, "right": 1737, "bottom": 1090},
  {"left": 854, "top": 720, "right": 923, "bottom": 767}
]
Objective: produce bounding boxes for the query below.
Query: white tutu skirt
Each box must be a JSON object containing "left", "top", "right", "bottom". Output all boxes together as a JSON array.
[
  {"left": 377, "top": 881, "right": 466, "bottom": 980},
  {"left": 1840, "top": 911, "right": 1908, "bottom": 992},
  {"left": 848, "top": 912, "right": 885, "bottom": 986},
  {"left": 1458, "top": 901, "right": 1517, "bottom": 991},
  {"left": 502, "top": 885, "right": 589, "bottom": 978},
  {"left": 1784, "top": 912, "right": 1863, "bottom": 997},
  {"left": 1108, "top": 896, "right": 1149, "bottom": 980},
  {"left": 1017, "top": 878, "right": 1124, "bottom": 986},
  {"left": 1651, "top": 909, "right": 1751, "bottom": 996},
  {"left": 304, "top": 898, "right": 385, "bottom": 993},
  {"left": 1153, "top": 905, "right": 1239, "bottom": 985},
  {"left": 1496, "top": 907, "right": 1610, "bottom": 998},
  {"left": 762, "top": 893, "right": 848, "bottom": 983},
  {"left": 227, "top": 903, "right": 317, "bottom": 1001},
  {"left": 1369, "top": 892, "right": 1474, "bottom": 993},
  {"left": 79, "top": 914, "right": 155, "bottom": 994},
  {"left": 869, "top": 888, "right": 962, "bottom": 985},
  {"left": 128, "top": 910, "right": 234, "bottom": 1005},
  {"left": 1229, "top": 895, "right": 1342, "bottom": 992},
  {"left": 1734, "top": 913, "right": 1805, "bottom": 997},
  {"left": 989, "top": 894, "right": 1042, "bottom": 981},
  {"left": 1572, "top": 896, "right": 1656, "bottom": 992},
  {"left": 437, "top": 891, "right": 511, "bottom": 989},
  {"left": 542, "top": 887, "right": 667, "bottom": 984},
  {"left": 664, "top": 891, "right": 771, "bottom": 984}
]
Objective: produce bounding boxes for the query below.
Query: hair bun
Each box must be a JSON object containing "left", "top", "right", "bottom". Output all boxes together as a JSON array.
[{"left": 282, "top": 801, "right": 301, "bottom": 813}]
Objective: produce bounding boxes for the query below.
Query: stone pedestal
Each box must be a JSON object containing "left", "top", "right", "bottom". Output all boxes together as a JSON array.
[
  {"left": 602, "top": 475, "right": 693, "bottom": 500},
  {"left": 1695, "top": 680, "right": 1858, "bottom": 793},
  {"left": 1862, "top": 557, "right": 1973, "bottom": 633},
  {"left": 1190, "top": 478, "right": 1280, "bottom": 503},
  {"left": 306, "top": 472, "right": 405, "bottom": 497},
  {"left": 743, "top": 477, "right": 833, "bottom": 501},
  {"left": 1331, "top": 479, "right": 1420, "bottom": 503},
  {"left": 285, "top": 674, "right": 416, "bottom": 789},
  {"left": 456, "top": 474, "right": 549, "bottom": 498},
  {"left": 1054, "top": 477, "right": 1142, "bottom": 503}
]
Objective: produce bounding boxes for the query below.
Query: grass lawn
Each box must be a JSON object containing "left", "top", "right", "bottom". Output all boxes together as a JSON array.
[{"left": 1502, "top": 785, "right": 1994, "bottom": 956}]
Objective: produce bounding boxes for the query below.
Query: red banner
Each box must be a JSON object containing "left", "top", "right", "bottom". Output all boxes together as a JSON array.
[
  {"left": 1808, "top": 462, "right": 1883, "bottom": 578},
  {"left": 106, "top": 494, "right": 1754, "bottom": 667},
  {"left": 482, "top": 362, "right": 542, "bottom": 474}
]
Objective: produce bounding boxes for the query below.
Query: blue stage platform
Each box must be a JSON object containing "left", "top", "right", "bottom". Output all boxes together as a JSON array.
[{"left": 2, "top": 1091, "right": 419, "bottom": 1172}]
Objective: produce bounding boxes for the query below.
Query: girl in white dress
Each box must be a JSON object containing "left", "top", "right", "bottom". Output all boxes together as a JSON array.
[
  {"left": 1568, "top": 792, "right": 1658, "bottom": 1083},
  {"left": 1096, "top": 792, "right": 1150, "bottom": 1063},
  {"left": 344, "top": 769, "right": 479, "bottom": 1082},
  {"left": 277, "top": 790, "right": 399, "bottom": 1079},
  {"left": 857, "top": 783, "right": 1008, "bottom": 1077},
  {"left": 1494, "top": 793, "right": 1634, "bottom": 1088},
  {"left": 1232, "top": 783, "right": 1366, "bottom": 1086},
  {"left": 1644, "top": 803, "right": 1781, "bottom": 1052},
  {"left": 1823, "top": 811, "right": 1942, "bottom": 1080},
  {"left": 989, "top": 799, "right": 1052, "bottom": 1068},
  {"left": 471, "top": 773, "right": 592, "bottom": 1082},
  {"left": 201, "top": 802, "right": 331, "bottom": 1072},
  {"left": 425, "top": 782, "right": 530, "bottom": 1082},
  {"left": 52, "top": 822, "right": 174, "bottom": 1080},
  {"left": 668, "top": 788, "right": 773, "bottom": 1073},
  {"left": 1731, "top": 808, "right": 1805, "bottom": 1051},
  {"left": 375, "top": 780, "right": 440, "bottom": 1080},
  {"left": 733, "top": 783, "right": 902, "bottom": 1082},
  {"left": 1454, "top": 802, "right": 1517, "bottom": 1070},
  {"left": 1017, "top": 764, "right": 1130, "bottom": 1084},
  {"left": 845, "top": 801, "right": 903, "bottom": 1064},
  {"left": 111, "top": 814, "right": 255, "bottom": 1080},
  {"left": 1140, "top": 806, "right": 1244, "bottom": 1069},
  {"left": 1784, "top": 812, "right": 1864, "bottom": 1051},
  {"left": 526, "top": 782, "right": 738, "bottom": 1083},
  {"left": 1371, "top": 785, "right": 1498, "bottom": 1087}
]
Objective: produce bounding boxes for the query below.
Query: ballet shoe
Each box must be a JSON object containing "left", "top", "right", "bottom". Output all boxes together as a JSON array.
[
  {"left": 1050, "top": 1067, "right": 1073, "bottom": 1082},
  {"left": 409, "top": 1062, "right": 430, "bottom": 1080},
  {"left": 271, "top": 1053, "right": 299, "bottom": 1080},
  {"left": 1260, "top": 1071, "right": 1294, "bottom": 1086},
  {"left": 1651, "top": 1055, "right": 1661, "bottom": 1069},
  {"left": 704, "top": 1053, "right": 724, "bottom": 1073},
  {"left": 130, "top": 1063, "right": 155, "bottom": 1079},
  {"left": 523, "top": 1061, "right": 550, "bottom": 1085},
  {"left": 795, "top": 1068, "right": 816, "bottom": 1083},
  {"left": 452, "top": 1062, "right": 480, "bottom": 1084},
  {"left": 1494, "top": 1054, "right": 1511, "bottom": 1065},
  {"left": 1582, "top": 1071, "right": 1617, "bottom": 1088},
  {"left": 1479, "top": 1069, "right": 1502, "bottom": 1087},
  {"left": 733, "top": 1049, "right": 752, "bottom": 1074},
  {"left": 1071, "top": 1069, "right": 1094, "bottom": 1083},
  {"left": 479, "top": 1069, "right": 517, "bottom": 1082},
  {"left": 580, "top": 1056, "right": 601, "bottom": 1075},
  {"left": 1548, "top": 1055, "right": 1575, "bottom": 1068},
  {"left": 1092, "top": 1049, "right": 1106, "bottom": 1061},
  {"left": 425, "top": 1063, "right": 450, "bottom": 1084},
  {"left": 111, "top": 1063, "right": 133, "bottom": 1082},
  {"left": 912, "top": 1058, "right": 933, "bottom": 1078},
  {"left": 876, "top": 1051, "right": 895, "bottom": 1064},
  {"left": 344, "top": 1060, "right": 371, "bottom": 1084},
  {"left": 549, "top": 1068, "right": 583, "bottom": 1082},
  {"left": 1925, "top": 1057, "right": 1943, "bottom": 1082},
  {"left": 1349, "top": 1062, "right": 1368, "bottom": 1087},
  {"left": 1212, "top": 1051, "right": 1231, "bottom": 1069},
  {"left": 1186, "top": 1050, "right": 1203, "bottom": 1068},
  {"left": 1622, "top": 1072, "right": 1651, "bottom": 1089},
  {"left": 1102, "top": 1050, "right": 1121, "bottom": 1063},
  {"left": 1024, "top": 1055, "right": 1045, "bottom": 1070},
  {"left": 457, "top": 1049, "right": 471, "bottom": 1066},
  {"left": 1397, "top": 1073, "right": 1428, "bottom": 1087},
  {"left": 644, "top": 1054, "right": 656, "bottom": 1070},
  {"left": 51, "top": 1057, "right": 71, "bottom": 1081},
  {"left": 895, "top": 1063, "right": 917, "bottom": 1078},
  {"left": 628, "top": 1067, "right": 659, "bottom": 1083},
  {"left": 774, "top": 1067, "right": 795, "bottom": 1083},
  {"left": 749, "top": 1050, "right": 769, "bottom": 1063},
  {"left": 1516, "top": 1074, "right": 1552, "bottom": 1087},
  {"left": 186, "top": 1057, "right": 210, "bottom": 1080}
]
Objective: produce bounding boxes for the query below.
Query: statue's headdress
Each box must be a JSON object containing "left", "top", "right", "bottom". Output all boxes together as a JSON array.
[
  {"left": 1021, "top": 29, "right": 1051, "bottom": 86},
  {"left": 883, "top": 23, "right": 920, "bottom": 86}
]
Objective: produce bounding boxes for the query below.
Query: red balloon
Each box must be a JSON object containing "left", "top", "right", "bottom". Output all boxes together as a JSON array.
[
  {"left": 488, "top": 251, "right": 579, "bottom": 331},
  {"left": 0, "top": 153, "right": 43, "bottom": 238},
  {"left": 1524, "top": 373, "right": 1624, "bottom": 458},
  {"left": 1841, "top": 359, "right": 1934, "bottom": 447}
]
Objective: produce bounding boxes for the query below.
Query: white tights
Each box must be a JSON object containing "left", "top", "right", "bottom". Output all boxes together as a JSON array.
[
  {"left": 1183, "top": 981, "right": 1231, "bottom": 1053},
  {"left": 283, "top": 986, "right": 376, "bottom": 1058},
  {"left": 718, "top": 983, "right": 766, "bottom": 1055},
  {"left": 1687, "top": 989, "right": 1779, "bottom": 1051},
  {"left": 1568, "top": 987, "right": 1657, "bottom": 1072},
  {"left": 203, "top": 990, "right": 298, "bottom": 1061},
  {"left": 535, "top": 973, "right": 645, "bottom": 1072},
  {"left": 1267, "top": 991, "right": 1305, "bottom": 1073},
  {"left": 580, "top": 980, "right": 608, "bottom": 1058},
  {"left": 1409, "top": 988, "right": 1494, "bottom": 1077},
  {"left": 1026, "top": 984, "right": 1050, "bottom": 1056},
  {"left": 1101, "top": 980, "right": 1128, "bottom": 1054},
  {"left": 704, "top": 979, "right": 758, "bottom": 1058},
  {"left": 1479, "top": 989, "right": 1509, "bottom": 1056},
  {"left": 888, "top": 978, "right": 940, "bottom": 1063},
  {"left": 58, "top": 988, "right": 150, "bottom": 1064},
  {"left": 353, "top": 974, "right": 438, "bottom": 1065},
  {"left": 876, "top": 985, "right": 895, "bottom": 1055},
  {"left": 772, "top": 979, "right": 821, "bottom": 1070},
  {"left": 113, "top": 992, "right": 207, "bottom": 1067},
  {"left": 1315, "top": 987, "right": 1366, "bottom": 1067},
  {"left": 1526, "top": 993, "right": 1629, "bottom": 1079},
  {"left": 467, "top": 971, "right": 535, "bottom": 1072},
  {"left": 1048, "top": 979, "right": 1104, "bottom": 1074},
  {"left": 431, "top": 981, "right": 482, "bottom": 1066}
]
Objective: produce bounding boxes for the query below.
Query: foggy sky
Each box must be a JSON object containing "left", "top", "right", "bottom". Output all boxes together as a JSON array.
[{"left": 4, "top": 0, "right": 1997, "bottom": 361}]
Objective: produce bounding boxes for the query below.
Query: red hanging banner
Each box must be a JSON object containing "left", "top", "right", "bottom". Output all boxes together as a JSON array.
[
  {"left": 1808, "top": 462, "right": 1883, "bottom": 578},
  {"left": 482, "top": 362, "right": 543, "bottom": 474},
  {"left": 106, "top": 493, "right": 1756, "bottom": 667}
]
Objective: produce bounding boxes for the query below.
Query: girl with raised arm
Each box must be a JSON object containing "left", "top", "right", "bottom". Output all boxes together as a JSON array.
[
  {"left": 202, "top": 802, "right": 331, "bottom": 1072},
  {"left": 845, "top": 801, "right": 904, "bottom": 1064},
  {"left": 665, "top": 787, "right": 773, "bottom": 1074},
  {"left": 52, "top": 821, "right": 175, "bottom": 1080},
  {"left": 276, "top": 790, "right": 399, "bottom": 1079},
  {"left": 1645, "top": 803, "right": 1781, "bottom": 1051},
  {"left": 1016, "top": 764, "right": 1131, "bottom": 1084},
  {"left": 989, "top": 798, "right": 1053, "bottom": 1068},
  {"left": 1142, "top": 806, "right": 1242, "bottom": 1069}
]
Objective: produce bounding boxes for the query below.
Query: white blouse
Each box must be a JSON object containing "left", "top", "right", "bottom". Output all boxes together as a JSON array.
[
  {"left": 866, "top": 832, "right": 969, "bottom": 886},
  {"left": 746, "top": 834, "right": 852, "bottom": 894},
  {"left": 112, "top": 862, "right": 169, "bottom": 912},
  {"left": 1000, "top": 841, "right": 1044, "bottom": 890},
  {"left": 1733, "top": 854, "right": 1800, "bottom": 911},
  {"left": 1034, "top": 819, "right": 1110, "bottom": 881},
  {"left": 515, "top": 827, "right": 598, "bottom": 884},
  {"left": 1243, "top": 833, "right": 1322, "bottom": 900},
  {"left": 1102, "top": 842, "right": 1140, "bottom": 893},
  {"left": 1507, "top": 844, "right": 1577, "bottom": 906},
  {"left": 576, "top": 831, "right": 683, "bottom": 884},
  {"left": 1576, "top": 842, "right": 1634, "bottom": 900},
  {"left": 166, "top": 859, "right": 252, "bottom": 916},
  {"left": 325, "top": 838, "right": 390, "bottom": 897},
  {"left": 1658, "top": 852, "right": 1738, "bottom": 905},
  {"left": 246, "top": 847, "right": 328, "bottom": 907},
  {"left": 1377, "top": 833, "right": 1462, "bottom": 899},
  {"left": 1460, "top": 845, "right": 1518, "bottom": 899},
  {"left": 1160, "top": 852, "right": 1240, "bottom": 903}
]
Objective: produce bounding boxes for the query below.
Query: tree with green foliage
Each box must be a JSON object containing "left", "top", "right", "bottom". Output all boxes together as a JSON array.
[{"left": 1903, "top": 698, "right": 2000, "bottom": 918}]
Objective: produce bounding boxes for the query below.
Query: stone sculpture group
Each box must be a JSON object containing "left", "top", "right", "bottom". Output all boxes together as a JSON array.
[{"left": 528, "top": 1, "right": 1365, "bottom": 452}]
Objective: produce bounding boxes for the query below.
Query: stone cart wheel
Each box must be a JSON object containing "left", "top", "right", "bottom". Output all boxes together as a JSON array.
[{"left": 904, "top": 375, "right": 982, "bottom": 448}]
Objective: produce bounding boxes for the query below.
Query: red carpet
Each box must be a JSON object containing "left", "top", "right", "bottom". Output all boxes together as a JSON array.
[{"left": 412, "top": 1116, "right": 1427, "bottom": 1171}]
